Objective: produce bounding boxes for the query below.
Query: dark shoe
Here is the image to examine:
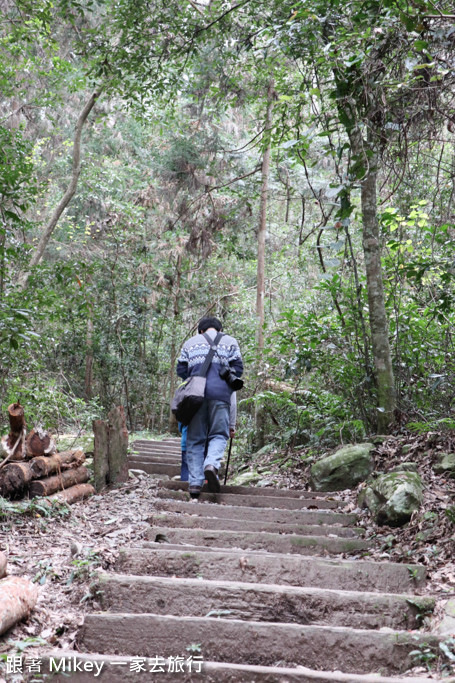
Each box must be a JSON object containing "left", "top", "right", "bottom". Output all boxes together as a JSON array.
[
  {"left": 189, "top": 485, "right": 202, "bottom": 499},
  {"left": 204, "top": 465, "right": 220, "bottom": 493}
]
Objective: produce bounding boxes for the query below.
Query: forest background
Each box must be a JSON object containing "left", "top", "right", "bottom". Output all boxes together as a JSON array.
[{"left": 1, "top": 0, "right": 455, "bottom": 457}]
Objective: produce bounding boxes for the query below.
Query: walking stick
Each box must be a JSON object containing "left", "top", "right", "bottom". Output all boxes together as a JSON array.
[{"left": 224, "top": 438, "right": 233, "bottom": 485}]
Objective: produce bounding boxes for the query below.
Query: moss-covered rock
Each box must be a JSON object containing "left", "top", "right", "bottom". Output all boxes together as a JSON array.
[
  {"left": 433, "top": 452, "right": 455, "bottom": 477},
  {"left": 362, "top": 471, "right": 423, "bottom": 527},
  {"left": 436, "top": 598, "right": 455, "bottom": 635},
  {"left": 310, "top": 443, "right": 374, "bottom": 491},
  {"left": 229, "top": 470, "right": 262, "bottom": 486}
]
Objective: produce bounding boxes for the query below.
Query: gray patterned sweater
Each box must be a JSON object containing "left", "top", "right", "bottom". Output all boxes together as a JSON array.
[{"left": 176, "top": 329, "right": 243, "bottom": 404}]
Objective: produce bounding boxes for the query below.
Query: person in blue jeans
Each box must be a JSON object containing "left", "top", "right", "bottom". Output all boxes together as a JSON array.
[
  {"left": 178, "top": 423, "right": 189, "bottom": 481},
  {"left": 176, "top": 316, "right": 243, "bottom": 498},
  {"left": 179, "top": 395, "right": 236, "bottom": 484}
]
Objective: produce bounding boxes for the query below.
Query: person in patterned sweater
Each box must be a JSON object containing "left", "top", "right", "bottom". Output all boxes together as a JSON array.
[{"left": 176, "top": 317, "right": 243, "bottom": 498}]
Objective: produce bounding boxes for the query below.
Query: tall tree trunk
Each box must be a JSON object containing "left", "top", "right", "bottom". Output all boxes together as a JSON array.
[
  {"left": 350, "top": 128, "right": 396, "bottom": 432},
  {"left": 85, "top": 289, "right": 94, "bottom": 400},
  {"left": 168, "top": 254, "right": 182, "bottom": 432},
  {"left": 19, "top": 92, "right": 98, "bottom": 289},
  {"left": 256, "top": 80, "right": 274, "bottom": 352},
  {"left": 255, "top": 80, "right": 274, "bottom": 449}
]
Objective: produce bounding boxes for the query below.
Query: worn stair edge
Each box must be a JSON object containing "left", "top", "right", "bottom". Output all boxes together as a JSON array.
[
  {"left": 130, "top": 446, "right": 181, "bottom": 453},
  {"left": 79, "top": 613, "right": 441, "bottom": 675},
  {"left": 153, "top": 498, "right": 358, "bottom": 526},
  {"left": 147, "top": 512, "right": 364, "bottom": 537},
  {"left": 160, "top": 479, "right": 343, "bottom": 500},
  {"left": 144, "top": 525, "right": 370, "bottom": 555},
  {"left": 128, "top": 454, "right": 181, "bottom": 463},
  {"left": 132, "top": 439, "right": 180, "bottom": 446},
  {"left": 94, "top": 571, "right": 434, "bottom": 630},
  {"left": 156, "top": 488, "right": 340, "bottom": 509},
  {"left": 131, "top": 445, "right": 181, "bottom": 453},
  {"left": 116, "top": 546, "right": 426, "bottom": 593},
  {"left": 130, "top": 462, "right": 181, "bottom": 476},
  {"left": 34, "top": 652, "right": 450, "bottom": 683}
]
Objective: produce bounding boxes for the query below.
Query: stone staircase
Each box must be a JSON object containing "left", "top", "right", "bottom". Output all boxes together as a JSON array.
[{"left": 45, "top": 438, "right": 449, "bottom": 681}]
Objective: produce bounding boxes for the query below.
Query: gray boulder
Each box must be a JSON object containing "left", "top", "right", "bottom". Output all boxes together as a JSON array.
[
  {"left": 310, "top": 443, "right": 374, "bottom": 491},
  {"left": 361, "top": 471, "right": 423, "bottom": 527},
  {"left": 433, "top": 452, "right": 455, "bottom": 477}
]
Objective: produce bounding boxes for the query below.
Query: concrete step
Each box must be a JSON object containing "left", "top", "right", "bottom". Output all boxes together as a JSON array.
[
  {"left": 143, "top": 525, "right": 370, "bottom": 555},
  {"left": 79, "top": 613, "right": 440, "bottom": 675},
  {"left": 147, "top": 512, "right": 364, "bottom": 537},
  {"left": 156, "top": 488, "right": 340, "bottom": 509},
  {"left": 129, "top": 453, "right": 181, "bottom": 463},
  {"left": 36, "top": 652, "right": 444, "bottom": 683},
  {"left": 160, "top": 479, "right": 342, "bottom": 500},
  {"left": 132, "top": 440, "right": 181, "bottom": 451},
  {"left": 131, "top": 449, "right": 181, "bottom": 458},
  {"left": 154, "top": 498, "right": 358, "bottom": 526},
  {"left": 129, "top": 462, "right": 181, "bottom": 477},
  {"left": 94, "top": 572, "right": 433, "bottom": 630},
  {"left": 132, "top": 439, "right": 180, "bottom": 446},
  {"left": 116, "top": 546, "right": 425, "bottom": 593}
]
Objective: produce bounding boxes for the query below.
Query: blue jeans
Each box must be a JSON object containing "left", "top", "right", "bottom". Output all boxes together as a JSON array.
[
  {"left": 181, "top": 450, "right": 189, "bottom": 481},
  {"left": 186, "top": 399, "right": 229, "bottom": 487}
]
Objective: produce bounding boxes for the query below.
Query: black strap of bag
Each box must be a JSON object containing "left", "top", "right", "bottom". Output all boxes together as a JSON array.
[{"left": 198, "top": 331, "right": 223, "bottom": 376}]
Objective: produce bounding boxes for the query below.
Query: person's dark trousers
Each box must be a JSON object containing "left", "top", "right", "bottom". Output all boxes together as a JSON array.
[
  {"left": 181, "top": 450, "right": 189, "bottom": 482},
  {"left": 186, "top": 399, "right": 229, "bottom": 487}
]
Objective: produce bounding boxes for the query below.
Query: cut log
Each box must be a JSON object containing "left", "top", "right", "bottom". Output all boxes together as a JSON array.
[
  {"left": 50, "top": 483, "right": 95, "bottom": 505},
  {"left": 25, "top": 428, "right": 56, "bottom": 458},
  {"left": 29, "top": 465, "right": 90, "bottom": 497},
  {"left": 108, "top": 405, "right": 129, "bottom": 484},
  {"left": 29, "top": 449, "right": 85, "bottom": 479},
  {"left": 93, "top": 419, "right": 110, "bottom": 491},
  {"left": 0, "top": 462, "right": 33, "bottom": 498},
  {"left": 0, "top": 432, "right": 25, "bottom": 462},
  {"left": 0, "top": 576, "right": 38, "bottom": 636},
  {"left": 7, "top": 402, "right": 25, "bottom": 434},
  {"left": 0, "top": 552, "right": 6, "bottom": 579}
]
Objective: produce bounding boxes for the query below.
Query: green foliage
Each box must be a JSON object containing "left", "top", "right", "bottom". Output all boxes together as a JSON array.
[
  {"left": 67, "top": 549, "right": 102, "bottom": 584},
  {"left": 0, "top": 496, "right": 70, "bottom": 521},
  {"left": 1, "top": 376, "right": 101, "bottom": 432}
]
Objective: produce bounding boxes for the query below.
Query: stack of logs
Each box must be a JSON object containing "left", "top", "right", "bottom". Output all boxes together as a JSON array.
[{"left": 0, "top": 403, "right": 95, "bottom": 504}]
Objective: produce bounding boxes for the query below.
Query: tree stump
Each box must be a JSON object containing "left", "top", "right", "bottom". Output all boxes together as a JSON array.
[
  {"left": 0, "top": 462, "right": 33, "bottom": 498},
  {"left": 0, "top": 576, "right": 38, "bottom": 636},
  {"left": 108, "top": 406, "right": 129, "bottom": 484},
  {"left": 93, "top": 420, "right": 110, "bottom": 491},
  {"left": 30, "top": 450, "right": 85, "bottom": 479},
  {"left": 29, "top": 465, "right": 90, "bottom": 497},
  {"left": 0, "top": 403, "right": 26, "bottom": 461},
  {"left": 93, "top": 406, "right": 129, "bottom": 490},
  {"left": 8, "top": 403, "right": 25, "bottom": 434}
]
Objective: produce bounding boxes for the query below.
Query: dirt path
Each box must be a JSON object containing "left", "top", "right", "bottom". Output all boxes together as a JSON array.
[{"left": 0, "top": 438, "right": 452, "bottom": 681}]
